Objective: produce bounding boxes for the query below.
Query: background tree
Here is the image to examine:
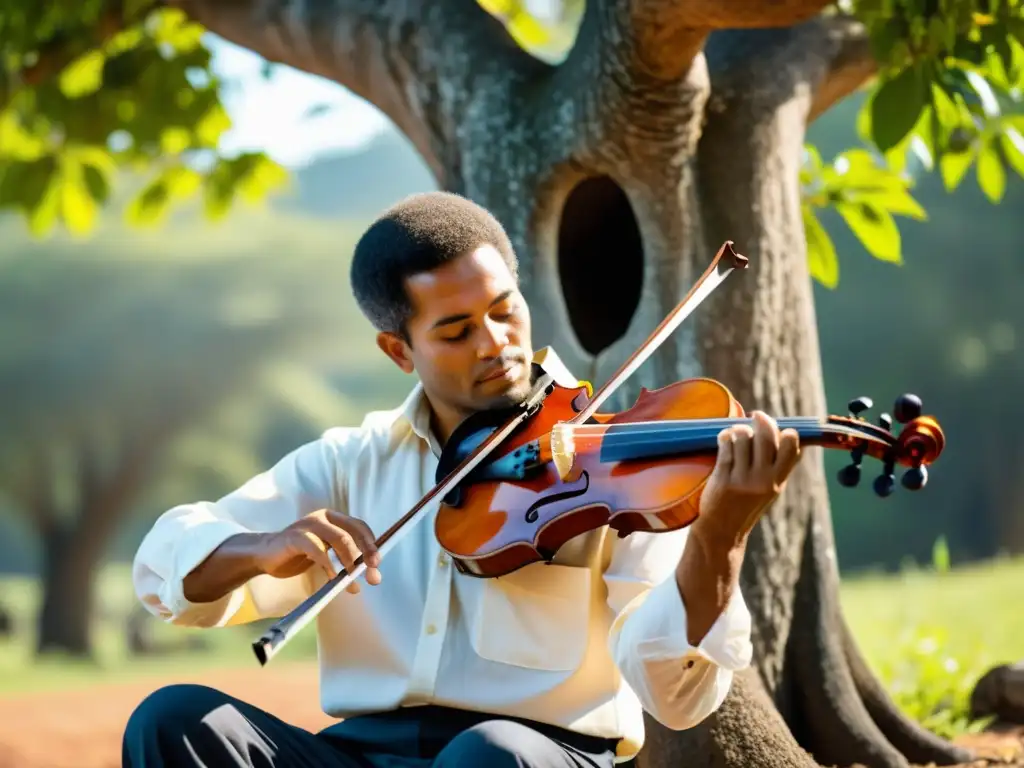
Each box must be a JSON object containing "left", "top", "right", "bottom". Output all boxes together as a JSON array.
[
  {"left": 3, "top": 1, "right": 1024, "bottom": 767},
  {"left": 0, "top": 245, "right": 348, "bottom": 657}
]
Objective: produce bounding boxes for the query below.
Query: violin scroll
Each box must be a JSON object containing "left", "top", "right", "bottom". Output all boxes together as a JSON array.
[{"left": 834, "top": 393, "right": 943, "bottom": 497}]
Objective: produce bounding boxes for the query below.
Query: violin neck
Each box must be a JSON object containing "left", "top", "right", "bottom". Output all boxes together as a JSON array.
[{"left": 579, "top": 417, "right": 838, "bottom": 464}]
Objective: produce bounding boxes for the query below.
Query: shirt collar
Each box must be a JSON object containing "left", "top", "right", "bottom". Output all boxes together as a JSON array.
[{"left": 398, "top": 381, "right": 433, "bottom": 442}]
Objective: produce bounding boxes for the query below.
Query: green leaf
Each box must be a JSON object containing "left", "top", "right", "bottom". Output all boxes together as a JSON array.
[
  {"left": 1000, "top": 126, "right": 1024, "bottom": 178},
  {"left": 0, "top": 110, "right": 47, "bottom": 161},
  {"left": 27, "top": 171, "right": 62, "bottom": 237},
  {"left": 59, "top": 49, "right": 105, "bottom": 99},
  {"left": 857, "top": 188, "right": 929, "bottom": 220},
  {"left": 58, "top": 158, "right": 98, "bottom": 236},
  {"left": 126, "top": 178, "right": 171, "bottom": 226},
  {"left": 836, "top": 200, "right": 903, "bottom": 263},
  {"left": 802, "top": 206, "right": 839, "bottom": 289},
  {"left": 871, "top": 64, "right": 929, "bottom": 153},
  {"left": 939, "top": 142, "right": 977, "bottom": 191},
  {"left": 975, "top": 140, "right": 1006, "bottom": 202}
]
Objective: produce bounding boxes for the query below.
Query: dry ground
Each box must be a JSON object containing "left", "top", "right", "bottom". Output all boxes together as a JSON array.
[{"left": 0, "top": 663, "right": 1020, "bottom": 768}]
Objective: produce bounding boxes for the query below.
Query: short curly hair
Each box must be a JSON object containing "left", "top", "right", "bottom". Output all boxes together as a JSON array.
[{"left": 350, "top": 191, "right": 519, "bottom": 339}]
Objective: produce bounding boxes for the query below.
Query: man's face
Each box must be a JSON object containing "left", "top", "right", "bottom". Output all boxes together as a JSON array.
[{"left": 377, "top": 244, "right": 534, "bottom": 422}]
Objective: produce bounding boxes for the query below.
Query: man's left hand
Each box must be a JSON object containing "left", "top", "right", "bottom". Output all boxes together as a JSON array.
[{"left": 694, "top": 411, "right": 802, "bottom": 546}]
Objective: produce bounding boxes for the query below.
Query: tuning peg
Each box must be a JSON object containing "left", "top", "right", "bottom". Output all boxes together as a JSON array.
[
  {"left": 878, "top": 413, "right": 893, "bottom": 432},
  {"left": 873, "top": 455, "right": 897, "bottom": 497},
  {"left": 873, "top": 473, "right": 896, "bottom": 497},
  {"left": 847, "top": 397, "right": 873, "bottom": 418},
  {"left": 901, "top": 465, "right": 928, "bottom": 490},
  {"left": 837, "top": 463, "right": 861, "bottom": 487},
  {"left": 837, "top": 442, "right": 867, "bottom": 487},
  {"left": 893, "top": 394, "right": 922, "bottom": 424}
]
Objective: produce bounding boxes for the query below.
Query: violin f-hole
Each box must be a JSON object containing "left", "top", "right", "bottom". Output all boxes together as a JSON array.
[{"left": 524, "top": 471, "right": 591, "bottom": 524}]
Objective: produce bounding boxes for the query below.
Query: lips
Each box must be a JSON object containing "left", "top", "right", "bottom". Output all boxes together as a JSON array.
[{"left": 479, "top": 360, "right": 522, "bottom": 383}]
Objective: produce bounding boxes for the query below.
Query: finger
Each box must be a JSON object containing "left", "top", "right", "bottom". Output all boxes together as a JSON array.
[
  {"left": 774, "top": 428, "right": 802, "bottom": 484},
  {"left": 297, "top": 531, "right": 338, "bottom": 580},
  {"left": 311, "top": 518, "right": 363, "bottom": 576},
  {"left": 730, "top": 424, "right": 754, "bottom": 481},
  {"left": 713, "top": 428, "right": 735, "bottom": 479},
  {"left": 751, "top": 411, "right": 780, "bottom": 477},
  {"left": 309, "top": 522, "right": 363, "bottom": 594},
  {"left": 330, "top": 513, "right": 382, "bottom": 586}
]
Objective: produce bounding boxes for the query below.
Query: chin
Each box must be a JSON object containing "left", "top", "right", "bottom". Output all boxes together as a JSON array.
[{"left": 478, "top": 377, "right": 533, "bottom": 411}]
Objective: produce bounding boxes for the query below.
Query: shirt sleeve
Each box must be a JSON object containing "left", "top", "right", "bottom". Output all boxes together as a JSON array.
[
  {"left": 604, "top": 527, "right": 753, "bottom": 731},
  {"left": 132, "top": 426, "right": 357, "bottom": 629}
]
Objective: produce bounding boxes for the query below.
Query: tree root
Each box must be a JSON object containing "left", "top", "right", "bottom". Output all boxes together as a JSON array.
[
  {"left": 786, "top": 515, "right": 915, "bottom": 768},
  {"left": 637, "top": 669, "right": 818, "bottom": 768}
]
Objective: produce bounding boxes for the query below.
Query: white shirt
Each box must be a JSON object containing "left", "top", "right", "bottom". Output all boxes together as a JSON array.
[{"left": 133, "top": 347, "right": 753, "bottom": 761}]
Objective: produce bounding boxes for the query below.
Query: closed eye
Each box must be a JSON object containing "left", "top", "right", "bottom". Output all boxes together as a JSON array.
[{"left": 441, "top": 327, "right": 471, "bottom": 343}]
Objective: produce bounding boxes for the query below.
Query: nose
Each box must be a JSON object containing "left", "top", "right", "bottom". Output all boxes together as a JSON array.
[{"left": 477, "top": 317, "right": 509, "bottom": 359}]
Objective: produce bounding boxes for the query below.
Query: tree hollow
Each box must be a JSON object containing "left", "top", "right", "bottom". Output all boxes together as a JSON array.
[{"left": 557, "top": 176, "right": 643, "bottom": 355}]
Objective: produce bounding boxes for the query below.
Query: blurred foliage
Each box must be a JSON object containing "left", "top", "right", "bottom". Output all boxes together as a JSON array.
[
  {"left": 802, "top": 0, "right": 1024, "bottom": 286},
  {"left": 0, "top": 231, "right": 366, "bottom": 654},
  {"left": 0, "top": 1, "right": 288, "bottom": 236}
]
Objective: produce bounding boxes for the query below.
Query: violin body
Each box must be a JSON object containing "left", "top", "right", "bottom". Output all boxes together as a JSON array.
[
  {"left": 434, "top": 375, "right": 944, "bottom": 579},
  {"left": 435, "top": 378, "right": 745, "bottom": 578}
]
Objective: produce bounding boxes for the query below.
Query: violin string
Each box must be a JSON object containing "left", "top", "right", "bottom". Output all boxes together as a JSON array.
[{"left": 561, "top": 418, "right": 882, "bottom": 452}]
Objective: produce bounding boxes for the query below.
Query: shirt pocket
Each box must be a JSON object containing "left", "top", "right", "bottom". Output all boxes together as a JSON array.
[{"left": 468, "top": 561, "right": 591, "bottom": 672}]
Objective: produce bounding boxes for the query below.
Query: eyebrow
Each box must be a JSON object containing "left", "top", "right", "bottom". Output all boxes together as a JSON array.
[{"left": 431, "top": 289, "right": 515, "bottom": 330}]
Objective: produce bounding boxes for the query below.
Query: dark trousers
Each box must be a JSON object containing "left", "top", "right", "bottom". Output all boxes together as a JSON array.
[{"left": 121, "top": 683, "right": 620, "bottom": 767}]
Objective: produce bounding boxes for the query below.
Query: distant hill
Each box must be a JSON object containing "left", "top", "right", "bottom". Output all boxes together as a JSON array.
[{"left": 279, "top": 131, "right": 439, "bottom": 218}]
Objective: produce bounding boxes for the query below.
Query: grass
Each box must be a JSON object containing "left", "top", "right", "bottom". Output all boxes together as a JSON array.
[
  {"left": 0, "top": 564, "right": 319, "bottom": 696},
  {"left": 1, "top": 553, "right": 1021, "bottom": 739},
  {"left": 839, "top": 549, "right": 1022, "bottom": 738}
]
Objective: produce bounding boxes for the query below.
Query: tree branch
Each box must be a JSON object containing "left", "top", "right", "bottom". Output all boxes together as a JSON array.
[
  {"left": 168, "top": 0, "right": 546, "bottom": 183},
  {"left": 808, "top": 15, "right": 876, "bottom": 123},
  {"left": 627, "top": 0, "right": 839, "bottom": 80}
]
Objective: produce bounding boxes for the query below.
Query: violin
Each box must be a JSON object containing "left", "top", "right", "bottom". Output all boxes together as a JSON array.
[
  {"left": 251, "top": 241, "right": 944, "bottom": 664},
  {"left": 434, "top": 379, "right": 941, "bottom": 579}
]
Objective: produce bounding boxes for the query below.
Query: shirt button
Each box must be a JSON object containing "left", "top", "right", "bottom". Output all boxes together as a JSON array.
[
  {"left": 425, "top": 624, "right": 438, "bottom": 636},
  {"left": 438, "top": 553, "right": 450, "bottom": 567}
]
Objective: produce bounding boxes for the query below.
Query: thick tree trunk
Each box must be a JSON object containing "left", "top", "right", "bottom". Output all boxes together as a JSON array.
[
  {"left": 35, "top": 525, "right": 103, "bottom": 657},
  {"left": 33, "top": 436, "right": 162, "bottom": 657},
  {"left": 164, "top": 1, "right": 981, "bottom": 766}
]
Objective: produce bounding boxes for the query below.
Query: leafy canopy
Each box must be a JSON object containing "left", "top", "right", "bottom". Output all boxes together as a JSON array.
[
  {"left": 1, "top": 0, "right": 1022, "bottom": 287},
  {"left": 802, "top": 0, "right": 1024, "bottom": 287}
]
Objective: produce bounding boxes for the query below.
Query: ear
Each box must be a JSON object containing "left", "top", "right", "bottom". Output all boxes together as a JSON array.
[{"left": 376, "top": 331, "right": 415, "bottom": 374}]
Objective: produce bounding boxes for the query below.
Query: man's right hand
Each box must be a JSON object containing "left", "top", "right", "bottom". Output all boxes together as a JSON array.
[{"left": 257, "top": 509, "right": 381, "bottom": 594}]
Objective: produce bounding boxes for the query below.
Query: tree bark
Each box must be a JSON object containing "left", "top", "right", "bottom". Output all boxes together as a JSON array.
[
  {"left": 140, "top": 1, "right": 977, "bottom": 766},
  {"left": 35, "top": 525, "right": 103, "bottom": 657},
  {"left": 33, "top": 433, "right": 166, "bottom": 657}
]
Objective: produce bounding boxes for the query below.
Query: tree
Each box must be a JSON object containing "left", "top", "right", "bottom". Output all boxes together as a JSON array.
[
  {"left": 3, "top": 1, "right": 1024, "bottom": 766},
  {"left": 0, "top": 246, "right": 348, "bottom": 657}
]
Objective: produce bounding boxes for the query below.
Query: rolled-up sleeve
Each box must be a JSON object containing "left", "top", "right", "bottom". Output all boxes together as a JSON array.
[
  {"left": 132, "top": 426, "right": 356, "bottom": 628},
  {"left": 604, "top": 528, "right": 753, "bottom": 730}
]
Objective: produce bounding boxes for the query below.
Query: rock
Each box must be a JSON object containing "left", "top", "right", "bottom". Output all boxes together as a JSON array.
[{"left": 970, "top": 661, "right": 1024, "bottom": 724}]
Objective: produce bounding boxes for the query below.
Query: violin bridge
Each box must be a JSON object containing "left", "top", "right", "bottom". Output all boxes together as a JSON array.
[{"left": 549, "top": 423, "right": 577, "bottom": 481}]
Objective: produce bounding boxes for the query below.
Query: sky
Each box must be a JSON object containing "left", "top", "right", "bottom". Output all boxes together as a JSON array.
[{"left": 209, "top": 37, "right": 391, "bottom": 169}]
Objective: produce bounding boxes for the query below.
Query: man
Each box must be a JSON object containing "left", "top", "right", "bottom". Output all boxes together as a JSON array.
[{"left": 124, "top": 191, "right": 802, "bottom": 767}]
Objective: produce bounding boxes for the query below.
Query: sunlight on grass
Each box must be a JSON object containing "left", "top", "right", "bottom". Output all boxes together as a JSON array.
[
  {"left": 840, "top": 552, "right": 1023, "bottom": 737},
  {"left": 0, "top": 565, "right": 317, "bottom": 696}
]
